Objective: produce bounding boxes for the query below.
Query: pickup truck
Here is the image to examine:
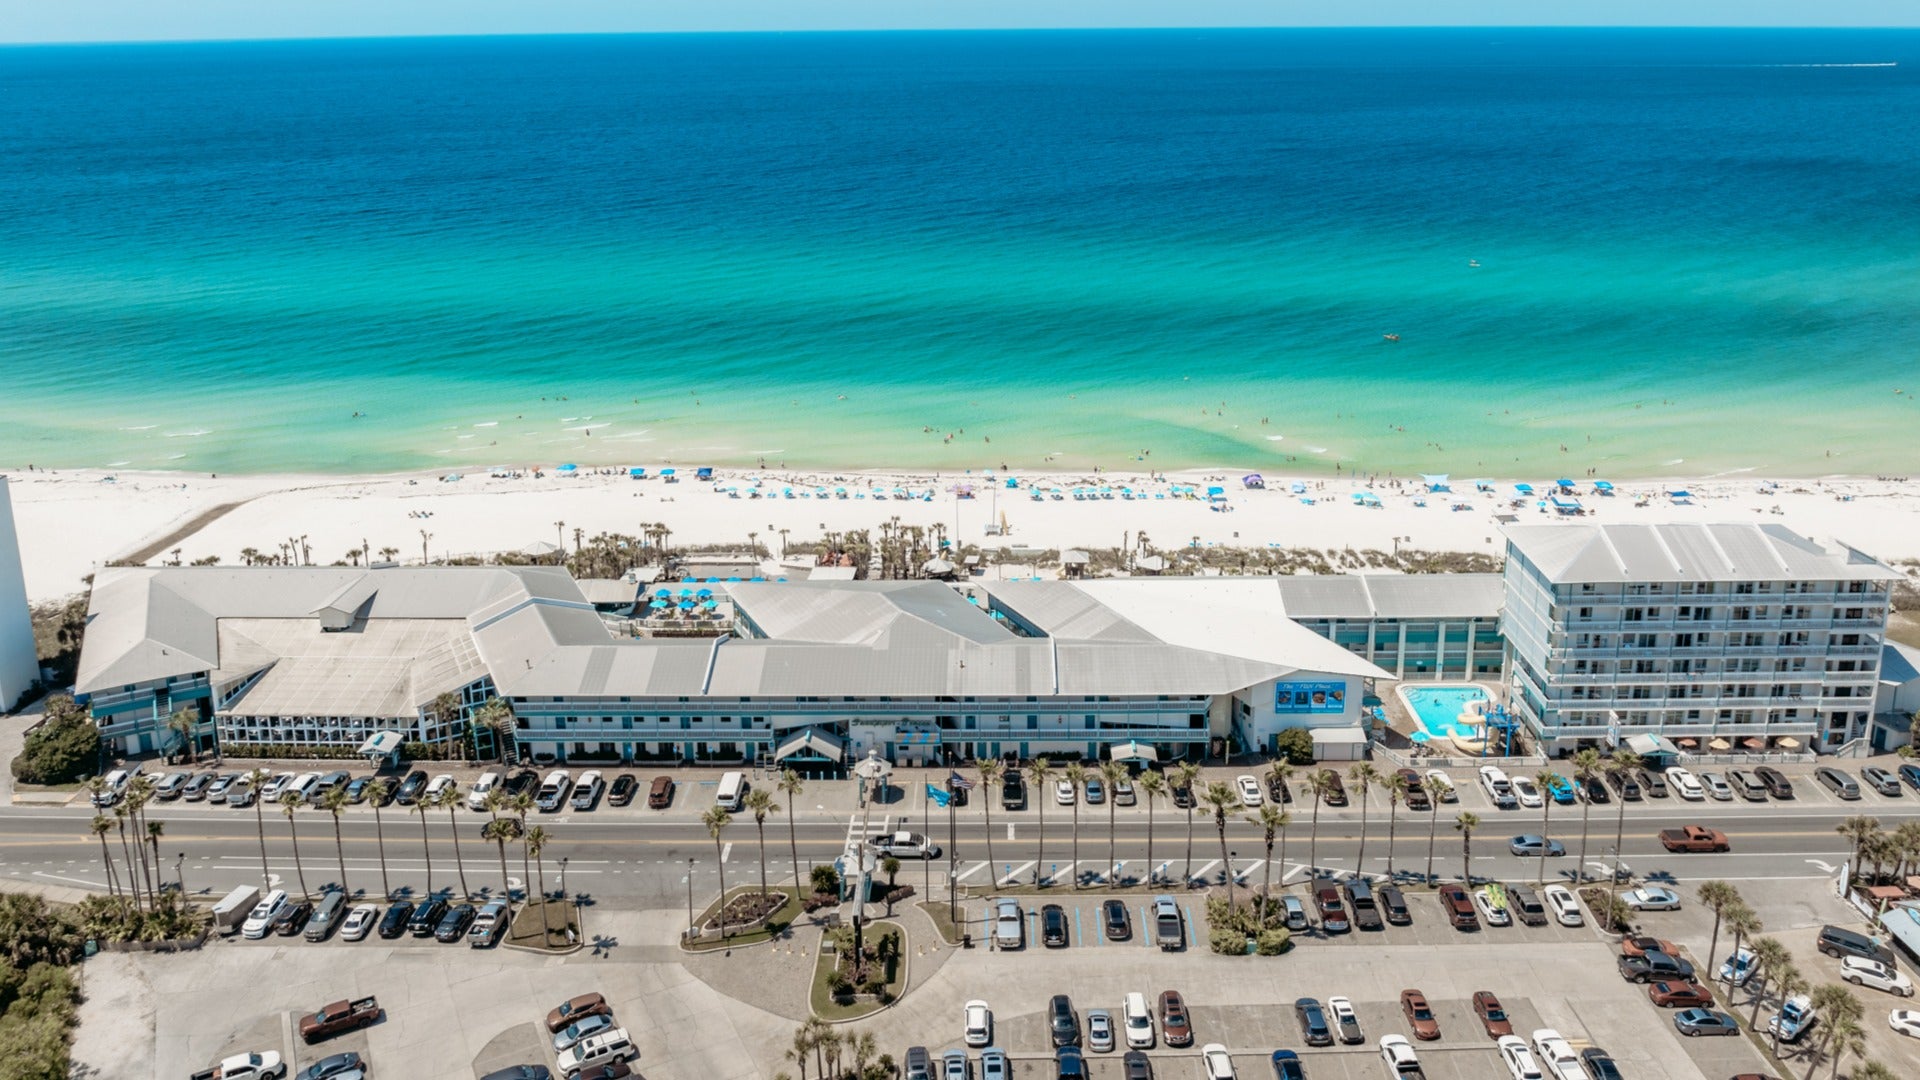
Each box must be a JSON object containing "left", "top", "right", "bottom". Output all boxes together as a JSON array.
[
  {"left": 298, "top": 996, "right": 381, "bottom": 1043},
  {"left": 1768, "top": 993, "right": 1818, "bottom": 1043},
  {"left": 1153, "top": 895, "right": 1183, "bottom": 951},
  {"left": 189, "top": 1051, "right": 285, "bottom": 1080},
  {"left": 867, "top": 831, "right": 941, "bottom": 859},
  {"left": 1658, "top": 825, "right": 1730, "bottom": 853}
]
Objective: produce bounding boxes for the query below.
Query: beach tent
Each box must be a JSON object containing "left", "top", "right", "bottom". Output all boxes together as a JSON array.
[
  {"left": 1550, "top": 495, "right": 1583, "bottom": 515},
  {"left": 1351, "top": 492, "right": 1382, "bottom": 508},
  {"left": 695, "top": 467, "right": 714, "bottom": 480},
  {"left": 1594, "top": 480, "right": 1614, "bottom": 495},
  {"left": 1556, "top": 478, "right": 1576, "bottom": 491},
  {"left": 1513, "top": 483, "right": 1534, "bottom": 495},
  {"left": 1290, "top": 480, "right": 1307, "bottom": 494},
  {"left": 1472, "top": 479, "right": 1496, "bottom": 492},
  {"left": 556, "top": 463, "right": 577, "bottom": 473},
  {"left": 1667, "top": 488, "right": 1694, "bottom": 504},
  {"left": 1242, "top": 474, "right": 1264, "bottom": 489},
  {"left": 1206, "top": 485, "right": 1227, "bottom": 502},
  {"left": 1419, "top": 474, "right": 1451, "bottom": 492},
  {"left": 629, "top": 467, "right": 646, "bottom": 478},
  {"left": 660, "top": 468, "right": 677, "bottom": 482}
]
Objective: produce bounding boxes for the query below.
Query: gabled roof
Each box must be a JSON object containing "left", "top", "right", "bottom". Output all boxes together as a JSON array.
[{"left": 1502, "top": 523, "right": 1901, "bottom": 585}]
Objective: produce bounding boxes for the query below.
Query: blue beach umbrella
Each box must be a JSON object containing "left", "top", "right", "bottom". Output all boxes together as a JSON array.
[{"left": 696, "top": 588, "right": 713, "bottom": 598}]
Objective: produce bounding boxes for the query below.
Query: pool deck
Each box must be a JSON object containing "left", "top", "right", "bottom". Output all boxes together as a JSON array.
[{"left": 1390, "top": 682, "right": 1506, "bottom": 755}]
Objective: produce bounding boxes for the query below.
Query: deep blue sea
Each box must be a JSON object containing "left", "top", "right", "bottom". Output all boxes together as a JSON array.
[{"left": 3, "top": 28, "right": 1919, "bottom": 476}]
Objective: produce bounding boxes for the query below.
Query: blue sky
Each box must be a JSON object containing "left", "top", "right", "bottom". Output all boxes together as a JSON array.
[{"left": 8, "top": 2, "right": 1918, "bottom": 44}]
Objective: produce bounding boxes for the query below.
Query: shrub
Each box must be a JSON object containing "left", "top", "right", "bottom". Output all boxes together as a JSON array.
[
  {"left": 1208, "top": 927, "right": 1248, "bottom": 955},
  {"left": 1273, "top": 727, "right": 1316, "bottom": 766},
  {"left": 1255, "top": 928, "right": 1291, "bottom": 955},
  {"left": 826, "top": 969, "right": 854, "bottom": 998},
  {"left": 811, "top": 864, "right": 842, "bottom": 896},
  {"left": 10, "top": 697, "right": 99, "bottom": 786}
]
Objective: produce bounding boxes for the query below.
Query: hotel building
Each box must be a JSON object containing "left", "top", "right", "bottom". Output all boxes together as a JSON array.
[{"left": 0, "top": 478, "right": 38, "bottom": 711}]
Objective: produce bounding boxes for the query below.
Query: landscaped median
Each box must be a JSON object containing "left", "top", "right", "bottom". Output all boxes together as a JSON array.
[
  {"left": 809, "top": 919, "right": 906, "bottom": 1021},
  {"left": 504, "top": 898, "right": 582, "bottom": 952},
  {"left": 683, "top": 885, "right": 801, "bottom": 952}
]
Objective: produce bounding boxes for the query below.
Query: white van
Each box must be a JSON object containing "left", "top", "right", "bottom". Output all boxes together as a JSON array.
[
  {"left": 716, "top": 771, "right": 748, "bottom": 811},
  {"left": 466, "top": 770, "right": 502, "bottom": 811},
  {"left": 286, "top": 772, "right": 322, "bottom": 804},
  {"left": 91, "top": 768, "right": 135, "bottom": 808},
  {"left": 556, "top": 1027, "right": 636, "bottom": 1075},
  {"left": 241, "top": 889, "right": 289, "bottom": 939},
  {"left": 1123, "top": 992, "right": 1155, "bottom": 1049},
  {"left": 1479, "top": 765, "right": 1517, "bottom": 809}
]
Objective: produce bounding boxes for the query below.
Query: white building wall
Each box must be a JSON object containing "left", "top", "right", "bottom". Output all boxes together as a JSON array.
[{"left": 0, "top": 478, "right": 39, "bottom": 711}]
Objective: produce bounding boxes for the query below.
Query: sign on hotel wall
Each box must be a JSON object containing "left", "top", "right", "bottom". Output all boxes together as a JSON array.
[{"left": 1275, "top": 681, "right": 1346, "bottom": 714}]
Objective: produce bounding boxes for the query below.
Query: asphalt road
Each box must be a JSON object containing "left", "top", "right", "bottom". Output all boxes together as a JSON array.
[{"left": 0, "top": 796, "right": 1902, "bottom": 907}]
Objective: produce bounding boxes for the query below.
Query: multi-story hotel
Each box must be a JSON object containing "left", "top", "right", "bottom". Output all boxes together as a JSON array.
[
  {"left": 0, "top": 478, "right": 39, "bottom": 712},
  {"left": 1500, "top": 523, "right": 1898, "bottom": 754}
]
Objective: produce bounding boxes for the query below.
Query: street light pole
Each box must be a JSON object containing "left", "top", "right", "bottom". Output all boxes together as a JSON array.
[
  {"left": 686, "top": 857, "right": 695, "bottom": 938},
  {"left": 176, "top": 852, "right": 186, "bottom": 896}
]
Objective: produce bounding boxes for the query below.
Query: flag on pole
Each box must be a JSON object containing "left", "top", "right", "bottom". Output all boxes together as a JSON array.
[
  {"left": 927, "top": 783, "right": 951, "bottom": 808},
  {"left": 947, "top": 772, "right": 976, "bottom": 790}
]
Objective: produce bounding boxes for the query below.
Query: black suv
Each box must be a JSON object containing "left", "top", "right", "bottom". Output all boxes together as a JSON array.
[
  {"left": 408, "top": 898, "right": 449, "bottom": 937},
  {"left": 434, "top": 903, "right": 478, "bottom": 942},
  {"left": 1618, "top": 950, "right": 1695, "bottom": 984},
  {"left": 1817, "top": 924, "right": 1896, "bottom": 966},
  {"left": 607, "top": 773, "right": 639, "bottom": 807},
  {"left": 1754, "top": 766, "right": 1794, "bottom": 799},
  {"left": 1293, "top": 998, "right": 1333, "bottom": 1047},
  {"left": 1103, "top": 899, "right": 1132, "bottom": 941},
  {"left": 1264, "top": 773, "right": 1293, "bottom": 804},
  {"left": 1580, "top": 775, "right": 1610, "bottom": 804},
  {"left": 1171, "top": 783, "right": 1195, "bottom": 810},
  {"left": 505, "top": 769, "right": 540, "bottom": 797},
  {"left": 1345, "top": 879, "right": 1384, "bottom": 931},
  {"left": 1606, "top": 769, "right": 1642, "bottom": 801},
  {"left": 379, "top": 901, "right": 414, "bottom": 939},
  {"left": 1002, "top": 769, "right": 1027, "bottom": 811},
  {"left": 1049, "top": 994, "right": 1080, "bottom": 1048},
  {"left": 394, "top": 770, "right": 430, "bottom": 805},
  {"left": 1042, "top": 904, "right": 1069, "bottom": 948},
  {"left": 1377, "top": 884, "right": 1412, "bottom": 926}
]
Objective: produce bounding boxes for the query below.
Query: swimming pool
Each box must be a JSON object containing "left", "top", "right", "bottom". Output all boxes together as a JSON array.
[{"left": 1398, "top": 684, "right": 1492, "bottom": 742}]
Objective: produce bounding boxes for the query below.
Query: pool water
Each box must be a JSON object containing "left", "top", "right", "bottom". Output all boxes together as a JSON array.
[{"left": 1399, "top": 684, "right": 1492, "bottom": 741}]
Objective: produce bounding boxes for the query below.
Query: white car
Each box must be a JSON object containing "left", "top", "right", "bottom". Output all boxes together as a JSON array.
[
  {"left": 1425, "top": 769, "right": 1457, "bottom": 802},
  {"left": 1719, "top": 948, "right": 1758, "bottom": 986},
  {"left": 1529, "top": 1029, "right": 1581, "bottom": 1080},
  {"left": 1891, "top": 1009, "right": 1920, "bottom": 1039},
  {"left": 1199, "top": 1043, "right": 1235, "bottom": 1080},
  {"left": 1843, "top": 956, "right": 1915, "bottom": 997},
  {"left": 240, "top": 889, "right": 289, "bottom": 939},
  {"left": 1124, "top": 993, "right": 1155, "bottom": 1049},
  {"left": 1542, "top": 885, "right": 1583, "bottom": 927},
  {"left": 1327, "top": 996, "right": 1362, "bottom": 1043},
  {"left": 424, "top": 774, "right": 457, "bottom": 801},
  {"left": 1479, "top": 765, "right": 1517, "bottom": 809},
  {"left": 1623, "top": 886, "right": 1682, "bottom": 911},
  {"left": 1236, "top": 775, "right": 1262, "bottom": 807},
  {"left": 1475, "top": 888, "right": 1512, "bottom": 926},
  {"left": 466, "top": 769, "right": 502, "bottom": 811},
  {"left": 1379, "top": 1034, "right": 1422, "bottom": 1079},
  {"left": 1699, "top": 771, "right": 1734, "bottom": 801},
  {"left": 1496, "top": 1035, "right": 1542, "bottom": 1080},
  {"left": 1087, "top": 1011, "right": 1115, "bottom": 1053},
  {"left": 964, "top": 1000, "right": 993, "bottom": 1047},
  {"left": 339, "top": 903, "right": 380, "bottom": 941},
  {"left": 1055, "top": 780, "right": 1076, "bottom": 806},
  {"left": 1664, "top": 767, "right": 1705, "bottom": 801},
  {"left": 1510, "top": 777, "right": 1544, "bottom": 809}
]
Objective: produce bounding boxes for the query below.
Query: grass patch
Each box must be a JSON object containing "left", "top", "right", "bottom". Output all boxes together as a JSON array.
[
  {"left": 504, "top": 899, "right": 579, "bottom": 951},
  {"left": 809, "top": 921, "right": 905, "bottom": 1021},
  {"left": 683, "top": 886, "right": 803, "bottom": 952},
  {"left": 9, "top": 779, "right": 86, "bottom": 793},
  {"left": 915, "top": 899, "right": 966, "bottom": 945}
]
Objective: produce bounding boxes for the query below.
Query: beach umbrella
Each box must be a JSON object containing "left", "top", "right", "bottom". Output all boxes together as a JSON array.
[
  {"left": 750, "top": 577, "right": 765, "bottom": 582},
  {"left": 727, "top": 576, "right": 741, "bottom": 582},
  {"left": 653, "top": 588, "right": 670, "bottom": 598},
  {"left": 679, "top": 588, "right": 694, "bottom": 598},
  {"left": 649, "top": 599, "right": 667, "bottom": 610},
  {"left": 696, "top": 588, "right": 713, "bottom": 598},
  {"left": 557, "top": 463, "right": 577, "bottom": 472},
  {"left": 660, "top": 468, "right": 676, "bottom": 476},
  {"left": 702, "top": 599, "right": 718, "bottom": 610},
  {"left": 679, "top": 600, "right": 695, "bottom": 611}
]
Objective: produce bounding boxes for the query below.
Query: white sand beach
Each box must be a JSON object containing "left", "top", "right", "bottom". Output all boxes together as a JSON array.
[{"left": 5, "top": 464, "right": 1918, "bottom": 602}]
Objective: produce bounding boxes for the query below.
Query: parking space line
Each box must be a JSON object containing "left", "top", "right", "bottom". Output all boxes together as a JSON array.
[
  {"left": 1002, "top": 860, "right": 1034, "bottom": 886},
  {"left": 1191, "top": 858, "right": 1219, "bottom": 885},
  {"left": 955, "top": 861, "right": 987, "bottom": 882},
  {"left": 1047, "top": 861, "right": 1077, "bottom": 886}
]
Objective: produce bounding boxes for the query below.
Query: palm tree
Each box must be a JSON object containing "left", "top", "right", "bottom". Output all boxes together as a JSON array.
[
  {"left": 1063, "top": 763, "right": 1087, "bottom": 887},
  {"left": 1099, "top": 760, "right": 1126, "bottom": 884},
  {"left": 89, "top": 814, "right": 121, "bottom": 898},
  {"left": 777, "top": 769, "right": 807, "bottom": 890},
  {"left": 1250, "top": 804, "right": 1290, "bottom": 926},
  {"left": 1347, "top": 763, "right": 1380, "bottom": 873},
  {"left": 785, "top": 1025, "right": 814, "bottom": 1080},
  {"left": 1303, "top": 769, "right": 1335, "bottom": 878},
  {"left": 1851, "top": 1059, "right": 1897, "bottom": 1080},
  {"left": 524, "top": 825, "right": 551, "bottom": 937},
  {"left": 438, "top": 786, "right": 471, "bottom": 900},
  {"left": 976, "top": 758, "right": 1002, "bottom": 884},
  {"left": 112, "top": 806, "right": 142, "bottom": 911},
  {"left": 1378, "top": 769, "right": 1408, "bottom": 879},
  {"left": 320, "top": 786, "right": 351, "bottom": 896},
  {"left": 145, "top": 818, "right": 168, "bottom": 893},
  {"left": 128, "top": 776, "right": 159, "bottom": 900},
  {"left": 1749, "top": 936, "right": 1792, "bottom": 1018},
  {"left": 483, "top": 816, "right": 518, "bottom": 900},
  {"left": 1725, "top": 903, "right": 1763, "bottom": 990},
  {"left": 1569, "top": 748, "right": 1604, "bottom": 883},
  {"left": 166, "top": 707, "right": 201, "bottom": 763},
  {"left": 411, "top": 794, "right": 436, "bottom": 899},
  {"left": 1836, "top": 815, "right": 1881, "bottom": 873},
  {"left": 508, "top": 791, "right": 535, "bottom": 900},
  {"left": 1823, "top": 1016, "right": 1866, "bottom": 1080},
  {"left": 470, "top": 697, "right": 515, "bottom": 761},
  {"left": 1533, "top": 769, "right": 1564, "bottom": 885},
  {"left": 247, "top": 767, "right": 273, "bottom": 890},
  {"left": 702, "top": 806, "right": 732, "bottom": 935},
  {"left": 366, "top": 778, "right": 394, "bottom": 899},
  {"left": 1454, "top": 812, "right": 1481, "bottom": 886},
  {"left": 1138, "top": 771, "right": 1167, "bottom": 884},
  {"left": 1768, "top": 967, "right": 1809, "bottom": 1054},
  {"left": 1606, "top": 750, "right": 1642, "bottom": 893},
  {"left": 1202, "top": 781, "right": 1239, "bottom": 910},
  {"left": 278, "top": 791, "right": 310, "bottom": 900},
  {"left": 1698, "top": 880, "right": 1742, "bottom": 977},
  {"left": 1806, "top": 984, "right": 1864, "bottom": 1080},
  {"left": 1029, "top": 758, "right": 1056, "bottom": 886},
  {"left": 1172, "top": 760, "right": 1200, "bottom": 885},
  {"left": 1425, "top": 777, "right": 1452, "bottom": 885},
  {"left": 745, "top": 788, "right": 781, "bottom": 899}
]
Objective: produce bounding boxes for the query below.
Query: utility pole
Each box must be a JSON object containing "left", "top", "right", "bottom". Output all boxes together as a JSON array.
[{"left": 686, "top": 857, "right": 695, "bottom": 938}]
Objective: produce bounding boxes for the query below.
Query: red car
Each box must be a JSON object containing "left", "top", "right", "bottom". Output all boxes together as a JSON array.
[
  {"left": 1621, "top": 935, "right": 1680, "bottom": 960},
  {"left": 1649, "top": 980, "right": 1715, "bottom": 1009},
  {"left": 546, "top": 992, "right": 610, "bottom": 1033},
  {"left": 1159, "top": 991, "right": 1192, "bottom": 1048},
  {"left": 1400, "top": 990, "right": 1440, "bottom": 1040},
  {"left": 1471, "top": 991, "right": 1512, "bottom": 1038}
]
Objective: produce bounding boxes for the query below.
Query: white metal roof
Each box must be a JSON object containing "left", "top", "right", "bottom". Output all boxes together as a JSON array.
[{"left": 1502, "top": 523, "right": 1900, "bottom": 585}]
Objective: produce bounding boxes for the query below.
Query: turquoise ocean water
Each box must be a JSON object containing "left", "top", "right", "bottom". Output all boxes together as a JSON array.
[{"left": 3, "top": 29, "right": 1920, "bottom": 477}]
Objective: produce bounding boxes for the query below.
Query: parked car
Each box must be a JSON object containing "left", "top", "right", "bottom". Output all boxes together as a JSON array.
[
  {"left": 241, "top": 890, "right": 290, "bottom": 939},
  {"left": 904, "top": 1047, "right": 931, "bottom": 1080},
  {"left": 647, "top": 775, "right": 675, "bottom": 809},
  {"left": 1378, "top": 884, "right": 1412, "bottom": 926},
  {"left": 941, "top": 1049, "right": 969, "bottom": 1080},
  {"left": 183, "top": 771, "right": 218, "bottom": 801},
  {"left": 1815, "top": 767, "right": 1861, "bottom": 800},
  {"left": 536, "top": 770, "right": 573, "bottom": 812},
  {"left": 546, "top": 993, "right": 609, "bottom": 1033},
  {"left": 1620, "top": 935, "right": 1680, "bottom": 959},
  {"left": 1001, "top": 768, "right": 1026, "bottom": 810},
  {"left": 1543, "top": 885, "right": 1584, "bottom": 926},
  {"left": 468, "top": 899, "right": 511, "bottom": 947},
  {"left": 1510, "top": 776, "right": 1543, "bottom": 809},
  {"left": 1672, "top": 1008, "right": 1740, "bottom": 1037},
  {"left": 1103, "top": 899, "right": 1132, "bottom": 941},
  {"left": 1636, "top": 768, "right": 1668, "bottom": 798},
  {"left": 1084, "top": 778, "right": 1105, "bottom": 805},
  {"left": 225, "top": 775, "right": 256, "bottom": 808},
  {"left": 1396, "top": 769, "right": 1429, "bottom": 810},
  {"left": 1900, "top": 762, "right": 1920, "bottom": 792},
  {"left": 1544, "top": 773, "right": 1577, "bottom": 805},
  {"left": 1578, "top": 774, "right": 1610, "bottom": 805},
  {"left": 1578, "top": 1048, "right": 1622, "bottom": 1080},
  {"left": 1530, "top": 1030, "right": 1582, "bottom": 1080},
  {"left": 1122, "top": 1052, "right": 1152, "bottom": 1080},
  {"left": 1235, "top": 775, "right": 1262, "bottom": 807},
  {"left": 1379, "top": 1035, "right": 1422, "bottom": 1079},
  {"left": 1158, "top": 991, "right": 1192, "bottom": 1047},
  {"left": 1425, "top": 768, "right": 1457, "bottom": 802},
  {"left": 571, "top": 771, "right": 605, "bottom": 811},
  {"left": 1664, "top": 767, "right": 1704, "bottom": 800},
  {"left": 1507, "top": 884, "right": 1548, "bottom": 927},
  {"left": 154, "top": 771, "right": 191, "bottom": 800},
  {"left": 1605, "top": 768, "right": 1642, "bottom": 801},
  {"left": 504, "top": 769, "right": 539, "bottom": 797},
  {"left": 1346, "top": 878, "right": 1383, "bottom": 931},
  {"left": 297, "top": 1052, "right": 364, "bottom": 1080},
  {"left": 1753, "top": 765, "right": 1794, "bottom": 798},
  {"left": 1326, "top": 995, "right": 1363, "bottom": 1044},
  {"left": 408, "top": 898, "right": 448, "bottom": 937},
  {"left": 1055, "top": 780, "right": 1076, "bottom": 806},
  {"left": 1170, "top": 781, "right": 1195, "bottom": 809},
  {"left": 1122, "top": 993, "right": 1154, "bottom": 1049},
  {"left": 1889, "top": 1009, "right": 1920, "bottom": 1039},
  {"left": 1293, "top": 997, "right": 1332, "bottom": 1047},
  {"left": 1720, "top": 948, "right": 1759, "bottom": 986},
  {"left": 992, "top": 898, "right": 1024, "bottom": 949},
  {"left": 343, "top": 776, "right": 375, "bottom": 804},
  {"left": 1842, "top": 956, "right": 1914, "bottom": 997},
  {"left": 1622, "top": 886, "right": 1682, "bottom": 911},
  {"left": 1057, "top": 1047, "right": 1084, "bottom": 1080},
  {"left": 1113, "top": 779, "right": 1136, "bottom": 806},
  {"left": 1153, "top": 895, "right": 1183, "bottom": 951},
  {"left": 1265, "top": 772, "right": 1294, "bottom": 804},
  {"left": 554, "top": 1013, "right": 616, "bottom": 1053},
  {"left": 1508, "top": 835, "right": 1564, "bottom": 857},
  {"left": 1818, "top": 924, "right": 1897, "bottom": 966},
  {"left": 1699, "top": 771, "right": 1734, "bottom": 801},
  {"left": 1495, "top": 1035, "right": 1539, "bottom": 1080},
  {"left": 1041, "top": 904, "right": 1068, "bottom": 948},
  {"left": 1473, "top": 990, "right": 1513, "bottom": 1038},
  {"left": 1619, "top": 951, "right": 1696, "bottom": 984},
  {"left": 298, "top": 997, "right": 381, "bottom": 1043},
  {"left": 271, "top": 901, "right": 313, "bottom": 937},
  {"left": 1860, "top": 766, "right": 1902, "bottom": 797},
  {"left": 1649, "top": 981, "right": 1714, "bottom": 1008},
  {"left": 377, "top": 901, "right": 413, "bottom": 939},
  {"left": 607, "top": 773, "right": 639, "bottom": 807},
  {"left": 1280, "top": 894, "right": 1310, "bottom": 931},
  {"left": 1438, "top": 884, "right": 1479, "bottom": 931},
  {"left": 1314, "top": 881, "right": 1349, "bottom": 933},
  {"left": 980, "top": 1049, "right": 1009, "bottom": 1080},
  {"left": 1198, "top": 1045, "right": 1233, "bottom": 1080},
  {"left": 1316, "top": 770, "right": 1347, "bottom": 806},
  {"left": 1267, "top": 1051, "right": 1302, "bottom": 1080},
  {"left": 337, "top": 903, "right": 379, "bottom": 942},
  {"left": 1474, "top": 888, "right": 1511, "bottom": 927},
  {"left": 1400, "top": 989, "right": 1440, "bottom": 1040},
  {"left": 964, "top": 1000, "right": 993, "bottom": 1047},
  {"left": 393, "top": 770, "right": 429, "bottom": 805},
  {"left": 1049, "top": 994, "right": 1080, "bottom": 1048}
]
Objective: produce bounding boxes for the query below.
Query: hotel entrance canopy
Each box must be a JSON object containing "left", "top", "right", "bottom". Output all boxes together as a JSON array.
[
  {"left": 1111, "top": 740, "right": 1159, "bottom": 763},
  {"left": 774, "top": 726, "right": 846, "bottom": 763}
]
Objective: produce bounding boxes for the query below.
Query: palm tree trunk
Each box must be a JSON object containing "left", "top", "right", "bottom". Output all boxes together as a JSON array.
[
  {"left": 756, "top": 821, "right": 770, "bottom": 898},
  {"left": 787, "top": 808, "right": 802, "bottom": 891},
  {"left": 1611, "top": 796, "right": 1629, "bottom": 894},
  {"left": 446, "top": 805, "right": 471, "bottom": 900},
  {"left": 116, "top": 820, "right": 143, "bottom": 913},
  {"left": 1385, "top": 800, "right": 1399, "bottom": 878},
  {"left": 1538, "top": 802, "right": 1553, "bottom": 885},
  {"left": 533, "top": 854, "right": 548, "bottom": 931},
  {"left": 1308, "top": 801, "right": 1321, "bottom": 878},
  {"left": 1036, "top": 801, "right": 1048, "bottom": 886},
  {"left": 371, "top": 803, "right": 391, "bottom": 900},
  {"left": 714, "top": 837, "right": 730, "bottom": 936},
  {"left": 1216, "top": 816, "right": 1234, "bottom": 911},
  {"left": 1107, "top": 799, "right": 1118, "bottom": 885},
  {"left": 95, "top": 830, "right": 121, "bottom": 899},
  {"left": 520, "top": 827, "right": 533, "bottom": 902},
  {"left": 1425, "top": 807, "right": 1440, "bottom": 885},
  {"left": 1183, "top": 807, "right": 1194, "bottom": 885},
  {"left": 1577, "top": 801, "right": 1594, "bottom": 884},
  {"left": 287, "top": 815, "right": 310, "bottom": 900},
  {"left": 1355, "top": 795, "right": 1370, "bottom": 874},
  {"left": 1069, "top": 803, "right": 1080, "bottom": 889},
  {"left": 1461, "top": 832, "right": 1473, "bottom": 884},
  {"left": 982, "top": 797, "right": 996, "bottom": 889},
  {"left": 418, "top": 811, "right": 434, "bottom": 898},
  {"left": 1144, "top": 798, "right": 1156, "bottom": 885},
  {"left": 496, "top": 840, "right": 511, "bottom": 899},
  {"left": 1262, "top": 834, "right": 1275, "bottom": 922},
  {"left": 254, "top": 800, "right": 271, "bottom": 891},
  {"left": 332, "top": 817, "right": 350, "bottom": 896}
]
